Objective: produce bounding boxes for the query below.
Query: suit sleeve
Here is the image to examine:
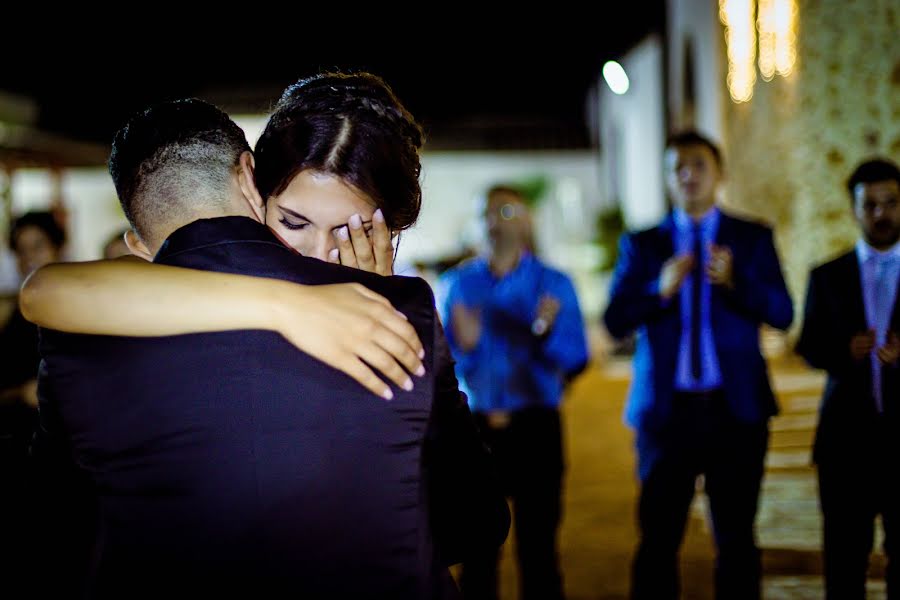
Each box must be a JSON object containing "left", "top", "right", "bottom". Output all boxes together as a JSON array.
[
  {"left": 32, "top": 339, "right": 74, "bottom": 472},
  {"left": 540, "top": 273, "right": 589, "bottom": 379},
  {"left": 437, "top": 270, "right": 484, "bottom": 376},
  {"left": 795, "top": 267, "right": 853, "bottom": 374},
  {"left": 719, "top": 227, "right": 794, "bottom": 330},
  {"left": 603, "top": 232, "right": 673, "bottom": 339}
]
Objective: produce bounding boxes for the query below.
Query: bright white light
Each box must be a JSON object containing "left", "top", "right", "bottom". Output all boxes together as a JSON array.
[{"left": 602, "top": 61, "right": 630, "bottom": 95}]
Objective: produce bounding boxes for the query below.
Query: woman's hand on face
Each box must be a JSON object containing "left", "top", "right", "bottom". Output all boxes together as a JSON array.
[
  {"left": 274, "top": 280, "right": 426, "bottom": 400},
  {"left": 330, "top": 209, "right": 394, "bottom": 275}
]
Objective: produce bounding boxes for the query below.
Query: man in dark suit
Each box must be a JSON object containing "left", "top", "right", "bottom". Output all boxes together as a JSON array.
[
  {"left": 35, "top": 99, "right": 507, "bottom": 599},
  {"left": 797, "top": 157, "right": 900, "bottom": 600},
  {"left": 604, "top": 131, "right": 793, "bottom": 600}
]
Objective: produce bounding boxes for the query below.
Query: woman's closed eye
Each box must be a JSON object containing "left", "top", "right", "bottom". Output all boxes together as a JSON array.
[{"left": 279, "top": 218, "right": 309, "bottom": 231}]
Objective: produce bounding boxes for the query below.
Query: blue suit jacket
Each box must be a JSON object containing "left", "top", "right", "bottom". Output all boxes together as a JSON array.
[
  {"left": 604, "top": 212, "right": 793, "bottom": 433},
  {"left": 37, "top": 217, "right": 506, "bottom": 599}
]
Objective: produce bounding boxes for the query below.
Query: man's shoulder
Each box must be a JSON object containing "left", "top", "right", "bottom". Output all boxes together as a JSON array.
[
  {"left": 530, "top": 258, "right": 575, "bottom": 288},
  {"left": 447, "top": 256, "right": 485, "bottom": 274},
  {"left": 620, "top": 222, "right": 670, "bottom": 250},
  {"left": 810, "top": 249, "right": 857, "bottom": 279},
  {"left": 440, "top": 256, "right": 485, "bottom": 284},
  {"left": 719, "top": 210, "right": 775, "bottom": 238}
]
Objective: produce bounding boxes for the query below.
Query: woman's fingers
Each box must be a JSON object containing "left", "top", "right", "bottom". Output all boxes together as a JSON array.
[
  {"left": 334, "top": 226, "right": 358, "bottom": 269},
  {"left": 371, "top": 209, "right": 394, "bottom": 276},
  {"left": 348, "top": 214, "right": 377, "bottom": 272}
]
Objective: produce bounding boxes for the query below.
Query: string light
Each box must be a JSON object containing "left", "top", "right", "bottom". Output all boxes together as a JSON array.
[
  {"left": 757, "top": 0, "right": 777, "bottom": 81},
  {"left": 774, "top": 0, "right": 797, "bottom": 76},
  {"left": 722, "top": 0, "right": 797, "bottom": 103},
  {"left": 720, "top": 0, "right": 757, "bottom": 103}
]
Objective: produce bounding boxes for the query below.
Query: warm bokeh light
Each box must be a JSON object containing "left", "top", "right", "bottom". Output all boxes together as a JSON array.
[
  {"left": 759, "top": 0, "right": 797, "bottom": 80},
  {"left": 774, "top": 0, "right": 797, "bottom": 77},
  {"left": 720, "top": 0, "right": 757, "bottom": 103},
  {"left": 758, "top": 0, "right": 777, "bottom": 81}
]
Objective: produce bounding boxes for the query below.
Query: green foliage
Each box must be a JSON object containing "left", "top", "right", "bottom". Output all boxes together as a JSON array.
[
  {"left": 595, "top": 205, "right": 625, "bottom": 272},
  {"left": 510, "top": 175, "right": 549, "bottom": 208}
]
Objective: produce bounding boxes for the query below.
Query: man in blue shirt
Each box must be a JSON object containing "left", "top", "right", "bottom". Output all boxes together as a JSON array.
[
  {"left": 797, "top": 158, "right": 900, "bottom": 600},
  {"left": 440, "top": 185, "right": 589, "bottom": 600},
  {"left": 604, "top": 131, "right": 793, "bottom": 600}
]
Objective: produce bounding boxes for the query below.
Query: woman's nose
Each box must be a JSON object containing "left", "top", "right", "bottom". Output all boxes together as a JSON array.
[{"left": 309, "top": 233, "right": 336, "bottom": 262}]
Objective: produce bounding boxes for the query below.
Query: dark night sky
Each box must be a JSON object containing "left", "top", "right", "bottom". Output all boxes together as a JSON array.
[{"left": 2, "top": 7, "right": 665, "bottom": 151}]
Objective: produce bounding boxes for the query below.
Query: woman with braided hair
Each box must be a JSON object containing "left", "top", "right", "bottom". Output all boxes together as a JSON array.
[{"left": 256, "top": 71, "right": 425, "bottom": 274}]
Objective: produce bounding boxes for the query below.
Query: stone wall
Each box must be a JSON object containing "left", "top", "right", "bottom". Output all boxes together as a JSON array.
[{"left": 719, "top": 0, "right": 900, "bottom": 332}]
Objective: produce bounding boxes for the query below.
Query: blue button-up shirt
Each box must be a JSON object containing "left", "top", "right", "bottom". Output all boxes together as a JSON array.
[
  {"left": 857, "top": 239, "right": 900, "bottom": 412},
  {"left": 438, "top": 253, "right": 589, "bottom": 413},
  {"left": 672, "top": 207, "right": 724, "bottom": 391}
]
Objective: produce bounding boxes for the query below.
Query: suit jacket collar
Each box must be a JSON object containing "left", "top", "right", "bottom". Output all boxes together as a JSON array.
[
  {"left": 155, "top": 216, "right": 289, "bottom": 262},
  {"left": 657, "top": 208, "right": 731, "bottom": 257},
  {"left": 831, "top": 250, "right": 869, "bottom": 333}
]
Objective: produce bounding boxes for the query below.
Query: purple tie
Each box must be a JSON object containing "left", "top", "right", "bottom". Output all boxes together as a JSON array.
[{"left": 691, "top": 224, "right": 704, "bottom": 381}]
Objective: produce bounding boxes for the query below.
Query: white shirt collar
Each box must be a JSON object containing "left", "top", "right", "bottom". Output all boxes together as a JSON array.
[{"left": 856, "top": 238, "right": 900, "bottom": 264}]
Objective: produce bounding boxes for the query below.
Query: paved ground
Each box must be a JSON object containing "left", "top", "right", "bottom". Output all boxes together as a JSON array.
[{"left": 485, "top": 354, "right": 887, "bottom": 599}]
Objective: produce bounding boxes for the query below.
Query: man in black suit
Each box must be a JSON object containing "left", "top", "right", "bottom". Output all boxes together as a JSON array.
[
  {"left": 34, "top": 99, "right": 507, "bottom": 599},
  {"left": 797, "top": 157, "right": 900, "bottom": 600}
]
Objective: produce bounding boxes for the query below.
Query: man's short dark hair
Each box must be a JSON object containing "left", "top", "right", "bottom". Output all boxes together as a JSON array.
[
  {"left": 486, "top": 184, "right": 526, "bottom": 201},
  {"left": 846, "top": 157, "right": 900, "bottom": 202},
  {"left": 665, "top": 130, "right": 723, "bottom": 168},
  {"left": 108, "top": 98, "right": 251, "bottom": 239}
]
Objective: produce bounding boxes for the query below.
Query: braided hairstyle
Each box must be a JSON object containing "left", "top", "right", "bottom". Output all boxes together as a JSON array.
[{"left": 254, "top": 71, "right": 425, "bottom": 232}]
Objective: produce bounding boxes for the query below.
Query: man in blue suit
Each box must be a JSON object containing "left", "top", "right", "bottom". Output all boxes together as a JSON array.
[
  {"left": 604, "top": 131, "right": 793, "bottom": 600},
  {"left": 33, "top": 99, "right": 507, "bottom": 599}
]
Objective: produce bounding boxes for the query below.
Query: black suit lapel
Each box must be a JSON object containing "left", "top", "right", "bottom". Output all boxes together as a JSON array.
[
  {"left": 713, "top": 211, "right": 736, "bottom": 247},
  {"left": 653, "top": 215, "right": 676, "bottom": 262},
  {"left": 838, "top": 252, "right": 869, "bottom": 334}
]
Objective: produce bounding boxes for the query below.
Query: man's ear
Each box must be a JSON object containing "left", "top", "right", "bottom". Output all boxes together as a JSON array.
[
  {"left": 237, "top": 151, "right": 266, "bottom": 223},
  {"left": 124, "top": 230, "right": 153, "bottom": 262}
]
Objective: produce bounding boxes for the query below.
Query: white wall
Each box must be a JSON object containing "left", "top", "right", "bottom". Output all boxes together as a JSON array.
[
  {"left": 2, "top": 132, "right": 609, "bottom": 319},
  {"left": 1, "top": 168, "right": 123, "bottom": 293},
  {"left": 667, "top": 0, "right": 725, "bottom": 141},
  {"left": 9, "top": 168, "right": 123, "bottom": 260},
  {"left": 598, "top": 35, "right": 667, "bottom": 231},
  {"left": 404, "top": 151, "right": 609, "bottom": 319},
  {"left": 405, "top": 151, "right": 604, "bottom": 258}
]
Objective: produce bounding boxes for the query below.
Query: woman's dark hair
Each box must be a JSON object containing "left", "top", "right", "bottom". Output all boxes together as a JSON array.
[
  {"left": 254, "top": 71, "right": 425, "bottom": 232},
  {"left": 10, "top": 211, "right": 66, "bottom": 252}
]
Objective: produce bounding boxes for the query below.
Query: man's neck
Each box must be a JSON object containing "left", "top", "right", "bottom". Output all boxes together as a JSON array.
[
  {"left": 862, "top": 236, "right": 900, "bottom": 254},
  {"left": 148, "top": 208, "right": 261, "bottom": 255},
  {"left": 684, "top": 203, "right": 716, "bottom": 221},
  {"left": 487, "top": 243, "right": 525, "bottom": 277}
]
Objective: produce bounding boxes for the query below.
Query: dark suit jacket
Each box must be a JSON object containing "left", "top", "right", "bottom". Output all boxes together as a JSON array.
[
  {"left": 796, "top": 250, "right": 900, "bottom": 464},
  {"left": 37, "top": 217, "right": 507, "bottom": 599},
  {"left": 604, "top": 211, "right": 794, "bottom": 433},
  {"left": 0, "top": 308, "right": 40, "bottom": 448}
]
